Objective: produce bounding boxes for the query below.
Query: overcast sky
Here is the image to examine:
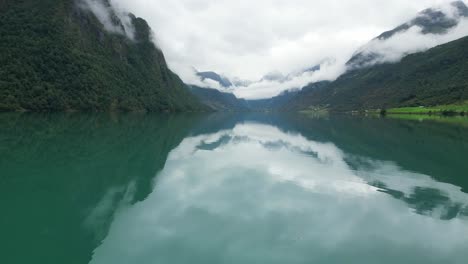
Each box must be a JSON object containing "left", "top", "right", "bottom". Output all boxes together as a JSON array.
[{"left": 109, "top": 0, "right": 465, "bottom": 98}]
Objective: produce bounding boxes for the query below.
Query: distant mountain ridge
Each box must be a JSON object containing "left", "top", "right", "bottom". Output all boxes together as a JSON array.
[
  {"left": 186, "top": 1, "right": 468, "bottom": 113},
  {"left": 347, "top": 0, "right": 468, "bottom": 69},
  {"left": 246, "top": 89, "right": 302, "bottom": 111},
  {"left": 189, "top": 86, "right": 248, "bottom": 111},
  {"left": 195, "top": 64, "right": 321, "bottom": 90},
  {"left": 284, "top": 36, "right": 468, "bottom": 112}
]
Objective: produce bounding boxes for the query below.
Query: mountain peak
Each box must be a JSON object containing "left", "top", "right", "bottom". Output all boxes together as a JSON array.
[
  {"left": 377, "top": 1, "right": 467, "bottom": 40},
  {"left": 347, "top": 1, "right": 468, "bottom": 70}
]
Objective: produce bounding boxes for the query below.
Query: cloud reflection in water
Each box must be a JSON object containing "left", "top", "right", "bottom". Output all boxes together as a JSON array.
[{"left": 90, "top": 122, "right": 468, "bottom": 264}]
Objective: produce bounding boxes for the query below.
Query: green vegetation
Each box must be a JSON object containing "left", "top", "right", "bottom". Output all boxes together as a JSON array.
[
  {"left": 385, "top": 114, "right": 468, "bottom": 127},
  {"left": 0, "top": 0, "right": 205, "bottom": 112},
  {"left": 189, "top": 86, "right": 248, "bottom": 111},
  {"left": 362, "top": 102, "right": 468, "bottom": 126},
  {"left": 386, "top": 101, "right": 468, "bottom": 115},
  {"left": 285, "top": 36, "right": 468, "bottom": 112},
  {"left": 299, "top": 106, "right": 329, "bottom": 118}
]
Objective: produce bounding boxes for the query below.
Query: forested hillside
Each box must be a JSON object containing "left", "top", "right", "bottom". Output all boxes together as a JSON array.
[
  {"left": 0, "top": 0, "right": 205, "bottom": 112},
  {"left": 285, "top": 36, "right": 468, "bottom": 112}
]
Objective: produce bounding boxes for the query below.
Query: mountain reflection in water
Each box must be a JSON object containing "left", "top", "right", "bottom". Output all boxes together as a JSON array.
[
  {"left": 1, "top": 113, "right": 467, "bottom": 264},
  {"left": 90, "top": 117, "right": 468, "bottom": 264}
]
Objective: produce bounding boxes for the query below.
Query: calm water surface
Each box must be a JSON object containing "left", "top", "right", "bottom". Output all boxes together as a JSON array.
[{"left": 1, "top": 113, "right": 468, "bottom": 264}]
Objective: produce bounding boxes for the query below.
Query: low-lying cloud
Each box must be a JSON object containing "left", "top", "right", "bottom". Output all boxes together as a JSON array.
[
  {"left": 106, "top": 0, "right": 467, "bottom": 99},
  {"left": 351, "top": 3, "right": 468, "bottom": 68},
  {"left": 79, "top": 0, "right": 135, "bottom": 40},
  {"left": 356, "top": 20, "right": 468, "bottom": 67},
  {"left": 233, "top": 60, "right": 347, "bottom": 99}
]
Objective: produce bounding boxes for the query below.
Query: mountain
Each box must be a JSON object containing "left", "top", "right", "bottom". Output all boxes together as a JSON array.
[
  {"left": 247, "top": 89, "right": 302, "bottom": 111},
  {"left": 189, "top": 86, "right": 249, "bottom": 111},
  {"left": 190, "top": 85, "right": 301, "bottom": 112},
  {"left": 284, "top": 36, "right": 468, "bottom": 112},
  {"left": 0, "top": 0, "right": 205, "bottom": 112},
  {"left": 196, "top": 64, "right": 321, "bottom": 90},
  {"left": 196, "top": 71, "right": 233, "bottom": 88},
  {"left": 347, "top": 1, "right": 468, "bottom": 69}
]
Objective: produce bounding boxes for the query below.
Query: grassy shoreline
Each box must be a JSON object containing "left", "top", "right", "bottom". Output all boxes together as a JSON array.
[
  {"left": 359, "top": 102, "right": 468, "bottom": 126},
  {"left": 383, "top": 102, "right": 468, "bottom": 116}
]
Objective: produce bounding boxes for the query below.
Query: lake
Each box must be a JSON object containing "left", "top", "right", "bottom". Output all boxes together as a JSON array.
[{"left": 1, "top": 113, "right": 468, "bottom": 264}]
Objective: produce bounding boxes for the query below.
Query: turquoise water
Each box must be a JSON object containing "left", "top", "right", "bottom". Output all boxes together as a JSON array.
[{"left": 1, "top": 113, "right": 468, "bottom": 264}]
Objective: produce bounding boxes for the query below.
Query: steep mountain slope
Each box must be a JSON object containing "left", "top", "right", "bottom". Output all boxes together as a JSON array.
[
  {"left": 0, "top": 0, "right": 205, "bottom": 112},
  {"left": 285, "top": 36, "right": 468, "bottom": 112},
  {"left": 189, "top": 86, "right": 248, "bottom": 111},
  {"left": 347, "top": 1, "right": 468, "bottom": 69}
]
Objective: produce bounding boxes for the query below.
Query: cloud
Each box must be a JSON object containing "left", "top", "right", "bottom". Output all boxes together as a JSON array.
[
  {"left": 108, "top": 0, "right": 467, "bottom": 98},
  {"left": 80, "top": 0, "right": 135, "bottom": 39},
  {"left": 350, "top": 2, "right": 468, "bottom": 67},
  {"left": 90, "top": 122, "right": 468, "bottom": 264},
  {"left": 356, "top": 19, "right": 468, "bottom": 66},
  {"left": 233, "top": 59, "right": 347, "bottom": 99}
]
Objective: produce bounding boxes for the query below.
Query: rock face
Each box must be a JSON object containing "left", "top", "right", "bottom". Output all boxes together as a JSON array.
[
  {"left": 0, "top": 0, "right": 205, "bottom": 112},
  {"left": 347, "top": 1, "right": 468, "bottom": 70}
]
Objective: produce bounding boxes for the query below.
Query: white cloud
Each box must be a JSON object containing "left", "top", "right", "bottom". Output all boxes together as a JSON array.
[
  {"left": 108, "top": 0, "right": 467, "bottom": 98},
  {"left": 90, "top": 122, "right": 468, "bottom": 263},
  {"left": 233, "top": 59, "right": 347, "bottom": 99},
  {"left": 354, "top": 18, "right": 468, "bottom": 67},
  {"left": 80, "top": 0, "right": 135, "bottom": 39}
]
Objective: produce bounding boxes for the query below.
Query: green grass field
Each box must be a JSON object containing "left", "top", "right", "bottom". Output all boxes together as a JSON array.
[
  {"left": 386, "top": 101, "right": 468, "bottom": 115},
  {"left": 386, "top": 114, "right": 468, "bottom": 127}
]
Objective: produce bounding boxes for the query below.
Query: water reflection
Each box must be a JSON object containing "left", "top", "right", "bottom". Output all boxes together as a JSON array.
[
  {"left": 350, "top": 157, "right": 468, "bottom": 220},
  {"left": 90, "top": 121, "right": 468, "bottom": 264},
  {"left": 0, "top": 113, "right": 202, "bottom": 264}
]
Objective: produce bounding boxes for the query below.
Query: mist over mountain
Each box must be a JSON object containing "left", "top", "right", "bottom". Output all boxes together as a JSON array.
[
  {"left": 192, "top": 2, "right": 468, "bottom": 101},
  {"left": 347, "top": 1, "right": 468, "bottom": 70},
  {"left": 193, "top": 64, "right": 322, "bottom": 97},
  {"left": 223, "top": 1, "right": 468, "bottom": 100},
  {"left": 284, "top": 35, "right": 468, "bottom": 112},
  {"left": 228, "top": 1, "right": 468, "bottom": 112},
  {"left": 196, "top": 71, "right": 233, "bottom": 88},
  {"left": 1, "top": 0, "right": 468, "bottom": 112},
  {"left": 237, "top": 0, "right": 468, "bottom": 102}
]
